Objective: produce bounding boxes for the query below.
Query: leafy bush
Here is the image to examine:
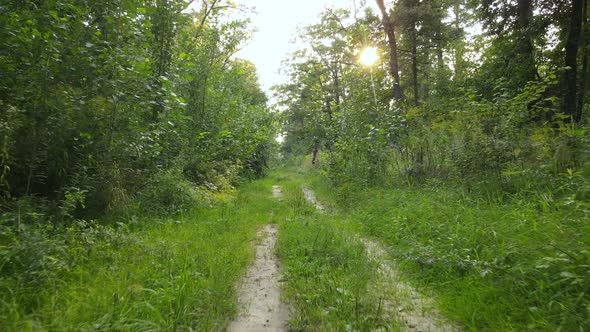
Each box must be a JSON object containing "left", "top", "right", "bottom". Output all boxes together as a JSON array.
[{"left": 138, "top": 169, "right": 212, "bottom": 215}]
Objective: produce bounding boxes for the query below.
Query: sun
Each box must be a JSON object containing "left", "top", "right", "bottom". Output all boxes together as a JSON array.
[{"left": 359, "top": 47, "right": 379, "bottom": 66}]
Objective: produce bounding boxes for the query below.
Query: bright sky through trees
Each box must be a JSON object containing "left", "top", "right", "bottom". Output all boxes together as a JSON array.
[{"left": 233, "top": 0, "right": 378, "bottom": 92}]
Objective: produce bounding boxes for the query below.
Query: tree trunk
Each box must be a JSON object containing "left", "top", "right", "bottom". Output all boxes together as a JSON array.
[
  {"left": 317, "top": 74, "right": 333, "bottom": 120},
  {"left": 411, "top": 24, "right": 419, "bottom": 106},
  {"left": 150, "top": 0, "right": 175, "bottom": 123},
  {"left": 516, "top": 0, "right": 536, "bottom": 81},
  {"left": 375, "top": 0, "right": 404, "bottom": 101},
  {"left": 453, "top": 1, "right": 465, "bottom": 79},
  {"left": 563, "top": 0, "right": 584, "bottom": 123},
  {"left": 577, "top": 0, "right": 588, "bottom": 118},
  {"left": 333, "top": 64, "right": 341, "bottom": 113},
  {"left": 312, "top": 147, "right": 319, "bottom": 165}
]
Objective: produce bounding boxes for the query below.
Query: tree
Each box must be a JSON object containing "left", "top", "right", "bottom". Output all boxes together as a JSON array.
[
  {"left": 470, "top": 0, "right": 540, "bottom": 96},
  {"left": 0, "top": 0, "right": 275, "bottom": 217},
  {"left": 375, "top": 0, "right": 404, "bottom": 101},
  {"left": 578, "top": 0, "right": 589, "bottom": 119},
  {"left": 148, "top": 0, "right": 185, "bottom": 122},
  {"left": 276, "top": 8, "right": 360, "bottom": 159},
  {"left": 451, "top": 0, "right": 469, "bottom": 81},
  {"left": 563, "top": 0, "right": 584, "bottom": 122},
  {"left": 395, "top": 0, "right": 452, "bottom": 105}
]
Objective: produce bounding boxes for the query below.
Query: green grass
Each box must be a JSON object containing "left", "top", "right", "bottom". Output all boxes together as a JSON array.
[
  {"left": 8, "top": 162, "right": 582, "bottom": 331},
  {"left": 270, "top": 168, "right": 390, "bottom": 331},
  {"left": 304, "top": 167, "right": 590, "bottom": 331},
  {"left": 1, "top": 168, "right": 395, "bottom": 331},
  {"left": 0, "top": 178, "right": 281, "bottom": 331}
]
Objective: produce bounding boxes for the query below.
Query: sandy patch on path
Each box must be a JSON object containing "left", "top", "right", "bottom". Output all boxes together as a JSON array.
[
  {"left": 302, "top": 187, "right": 324, "bottom": 211},
  {"left": 228, "top": 225, "right": 289, "bottom": 332},
  {"left": 362, "top": 238, "right": 460, "bottom": 332},
  {"left": 302, "top": 187, "right": 460, "bottom": 332},
  {"left": 272, "top": 185, "right": 284, "bottom": 198}
]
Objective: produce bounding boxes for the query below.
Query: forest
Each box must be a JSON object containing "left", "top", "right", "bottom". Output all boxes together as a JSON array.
[{"left": 1, "top": 0, "right": 589, "bottom": 331}]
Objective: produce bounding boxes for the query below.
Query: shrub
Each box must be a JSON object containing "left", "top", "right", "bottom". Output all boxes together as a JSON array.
[{"left": 137, "top": 169, "right": 211, "bottom": 215}]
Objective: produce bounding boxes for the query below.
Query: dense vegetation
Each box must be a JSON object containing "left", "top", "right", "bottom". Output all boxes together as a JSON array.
[
  {"left": 0, "top": 0, "right": 275, "bottom": 328},
  {"left": 278, "top": 0, "right": 590, "bottom": 330},
  {"left": 1, "top": 0, "right": 589, "bottom": 330},
  {"left": 0, "top": 0, "right": 274, "bottom": 219}
]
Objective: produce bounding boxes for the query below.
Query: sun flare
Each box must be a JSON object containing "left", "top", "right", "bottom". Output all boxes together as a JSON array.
[{"left": 359, "top": 47, "right": 379, "bottom": 66}]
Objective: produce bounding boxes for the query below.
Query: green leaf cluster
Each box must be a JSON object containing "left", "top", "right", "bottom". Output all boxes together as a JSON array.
[{"left": 0, "top": 0, "right": 276, "bottom": 219}]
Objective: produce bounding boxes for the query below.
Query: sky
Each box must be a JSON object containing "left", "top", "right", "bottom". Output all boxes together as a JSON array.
[{"left": 230, "top": 0, "right": 378, "bottom": 94}]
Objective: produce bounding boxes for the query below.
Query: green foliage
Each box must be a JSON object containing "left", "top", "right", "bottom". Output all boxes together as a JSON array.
[
  {"left": 318, "top": 70, "right": 589, "bottom": 200},
  {"left": 0, "top": 219, "right": 132, "bottom": 325},
  {"left": 138, "top": 168, "right": 211, "bottom": 215},
  {"left": 261, "top": 167, "right": 393, "bottom": 330},
  {"left": 279, "top": 3, "right": 590, "bottom": 330},
  {"left": 0, "top": 0, "right": 275, "bottom": 221},
  {"left": 278, "top": 218, "right": 386, "bottom": 330},
  {"left": 0, "top": 2, "right": 277, "bottom": 329},
  {"left": 304, "top": 169, "right": 590, "bottom": 330},
  {"left": 0, "top": 176, "right": 284, "bottom": 331}
]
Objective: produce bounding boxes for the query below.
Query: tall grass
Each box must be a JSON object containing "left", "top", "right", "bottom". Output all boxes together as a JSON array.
[
  {"left": 0, "top": 179, "right": 279, "bottom": 331},
  {"left": 273, "top": 169, "right": 392, "bottom": 331},
  {"left": 2, "top": 166, "right": 393, "bottom": 331},
  {"left": 305, "top": 168, "right": 590, "bottom": 331}
]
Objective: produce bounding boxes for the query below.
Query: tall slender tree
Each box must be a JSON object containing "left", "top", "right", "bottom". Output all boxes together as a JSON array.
[
  {"left": 563, "top": 0, "right": 585, "bottom": 122},
  {"left": 578, "top": 0, "right": 589, "bottom": 119},
  {"left": 375, "top": 0, "right": 404, "bottom": 101}
]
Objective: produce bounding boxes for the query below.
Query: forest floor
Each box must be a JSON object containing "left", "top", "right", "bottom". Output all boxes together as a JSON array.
[
  {"left": 3, "top": 164, "right": 587, "bottom": 331},
  {"left": 300, "top": 186, "right": 458, "bottom": 332},
  {"left": 227, "top": 178, "right": 458, "bottom": 331}
]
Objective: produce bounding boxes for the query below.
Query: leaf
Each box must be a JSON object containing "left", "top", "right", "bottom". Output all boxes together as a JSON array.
[{"left": 48, "top": 10, "right": 59, "bottom": 20}]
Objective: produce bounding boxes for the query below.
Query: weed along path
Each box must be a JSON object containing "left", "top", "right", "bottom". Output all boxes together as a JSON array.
[
  {"left": 302, "top": 186, "right": 459, "bottom": 332},
  {"left": 228, "top": 186, "right": 289, "bottom": 332}
]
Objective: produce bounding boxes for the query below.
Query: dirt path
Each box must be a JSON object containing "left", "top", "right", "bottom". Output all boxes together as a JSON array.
[
  {"left": 228, "top": 186, "right": 289, "bottom": 332},
  {"left": 362, "top": 238, "right": 459, "bottom": 332},
  {"left": 272, "top": 185, "right": 284, "bottom": 199},
  {"left": 302, "top": 187, "right": 459, "bottom": 332}
]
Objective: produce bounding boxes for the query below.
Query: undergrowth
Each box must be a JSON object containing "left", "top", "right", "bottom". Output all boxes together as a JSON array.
[
  {"left": 0, "top": 178, "right": 277, "bottom": 331},
  {"left": 273, "top": 170, "right": 392, "bottom": 331},
  {"left": 305, "top": 167, "right": 590, "bottom": 331}
]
